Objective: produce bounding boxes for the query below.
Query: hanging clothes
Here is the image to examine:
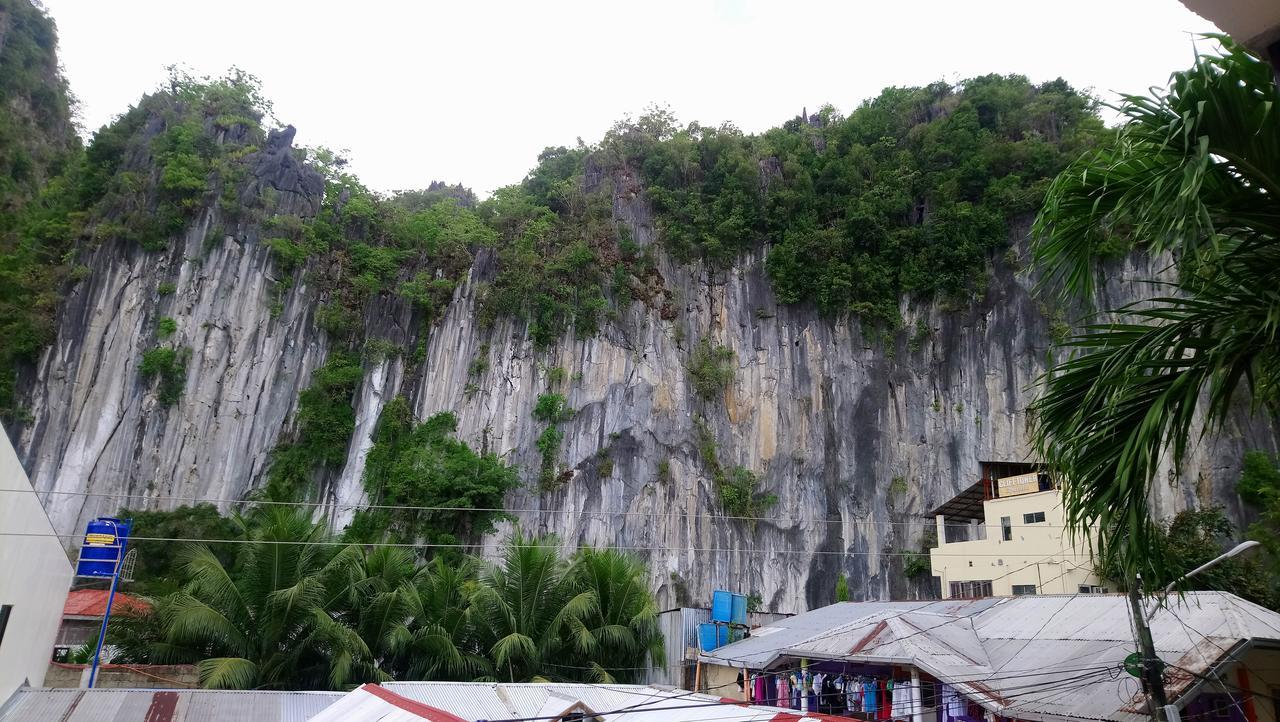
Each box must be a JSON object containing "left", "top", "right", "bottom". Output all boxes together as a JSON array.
[
  {"left": 892, "top": 680, "right": 913, "bottom": 719},
  {"left": 939, "top": 684, "right": 964, "bottom": 722},
  {"left": 864, "top": 679, "right": 879, "bottom": 716},
  {"left": 778, "top": 674, "right": 790, "bottom": 709},
  {"left": 754, "top": 674, "right": 767, "bottom": 704},
  {"left": 879, "top": 679, "right": 892, "bottom": 720}
]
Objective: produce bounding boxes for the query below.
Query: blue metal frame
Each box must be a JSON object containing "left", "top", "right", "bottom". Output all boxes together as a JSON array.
[{"left": 86, "top": 518, "right": 131, "bottom": 689}]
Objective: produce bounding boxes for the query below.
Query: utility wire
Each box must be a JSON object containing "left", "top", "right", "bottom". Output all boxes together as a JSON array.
[
  {"left": 0, "top": 529, "right": 1096, "bottom": 558},
  {"left": 11, "top": 487, "right": 1081, "bottom": 531},
  {"left": 477, "top": 669, "right": 1127, "bottom": 722}
]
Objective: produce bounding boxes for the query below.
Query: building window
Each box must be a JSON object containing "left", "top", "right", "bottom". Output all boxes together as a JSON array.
[
  {"left": 1001, "top": 516, "right": 1012, "bottom": 541},
  {"left": 0, "top": 605, "right": 11, "bottom": 650},
  {"left": 1011, "top": 585, "right": 1037, "bottom": 596},
  {"left": 950, "top": 580, "right": 993, "bottom": 598},
  {"left": 1079, "top": 585, "right": 1108, "bottom": 594},
  {"left": 1023, "top": 511, "right": 1046, "bottom": 524}
]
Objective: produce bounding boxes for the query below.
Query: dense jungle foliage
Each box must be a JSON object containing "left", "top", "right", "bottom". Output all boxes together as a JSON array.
[{"left": 113, "top": 508, "right": 663, "bottom": 689}]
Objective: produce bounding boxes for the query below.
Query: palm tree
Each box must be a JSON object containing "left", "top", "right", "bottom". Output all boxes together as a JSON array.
[
  {"left": 151, "top": 507, "right": 371, "bottom": 689},
  {"left": 1030, "top": 37, "right": 1280, "bottom": 582},
  {"left": 565, "top": 547, "right": 664, "bottom": 683},
  {"left": 345, "top": 549, "right": 490, "bottom": 681},
  {"left": 466, "top": 531, "right": 594, "bottom": 682}
]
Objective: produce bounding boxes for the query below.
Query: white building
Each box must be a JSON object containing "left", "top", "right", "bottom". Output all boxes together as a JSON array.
[
  {"left": 0, "top": 425, "right": 74, "bottom": 698},
  {"left": 928, "top": 463, "right": 1103, "bottom": 598}
]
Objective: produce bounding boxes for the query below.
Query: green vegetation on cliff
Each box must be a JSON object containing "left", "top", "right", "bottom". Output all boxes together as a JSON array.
[
  {"left": 348, "top": 397, "right": 518, "bottom": 545},
  {"left": 265, "top": 353, "right": 363, "bottom": 500}
]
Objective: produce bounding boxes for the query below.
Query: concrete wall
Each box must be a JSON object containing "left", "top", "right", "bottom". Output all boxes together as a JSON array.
[
  {"left": 0, "top": 424, "right": 73, "bottom": 698},
  {"left": 930, "top": 488, "right": 1101, "bottom": 598},
  {"left": 43, "top": 662, "right": 198, "bottom": 689}
]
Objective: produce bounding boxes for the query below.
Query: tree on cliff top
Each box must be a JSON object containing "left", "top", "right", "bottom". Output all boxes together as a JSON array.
[{"left": 1030, "top": 38, "right": 1280, "bottom": 584}]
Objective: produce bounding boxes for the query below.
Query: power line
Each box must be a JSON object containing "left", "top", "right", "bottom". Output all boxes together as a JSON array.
[
  {"left": 13, "top": 487, "right": 1086, "bottom": 531},
  {"left": 0, "top": 529, "right": 1099, "bottom": 559},
  {"left": 476, "top": 669, "right": 1126, "bottom": 722}
]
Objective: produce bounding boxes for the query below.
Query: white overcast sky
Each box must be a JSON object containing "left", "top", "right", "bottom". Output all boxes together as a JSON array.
[{"left": 40, "top": 0, "right": 1219, "bottom": 197}]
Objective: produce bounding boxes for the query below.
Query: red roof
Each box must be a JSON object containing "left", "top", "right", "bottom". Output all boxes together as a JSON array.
[{"left": 63, "top": 589, "right": 151, "bottom": 618}]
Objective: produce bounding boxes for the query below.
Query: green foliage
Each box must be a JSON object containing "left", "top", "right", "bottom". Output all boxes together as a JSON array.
[
  {"left": 902, "top": 526, "right": 938, "bottom": 579},
  {"left": 687, "top": 340, "right": 735, "bottom": 400},
  {"left": 835, "top": 574, "right": 850, "bottom": 602},
  {"left": 157, "top": 282, "right": 177, "bottom": 295},
  {"left": 1097, "top": 506, "right": 1277, "bottom": 610},
  {"left": 602, "top": 79, "right": 1102, "bottom": 326},
  {"left": 117, "top": 504, "right": 239, "bottom": 596},
  {"left": 1237, "top": 451, "right": 1280, "bottom": 608},
  {"left": 694, "top": 417, "right": 776, "bottom": 520},
  {"left": 908, "top": 318, "right": 930, "bottom": 353},
  {"left": 116, "top": 507, "right": 371, "bottom": 689},
  {"left": 352, "top": 397, "right": 519, "bottom": 545},
  {"left": 264, "top": 236, "right": 310, "bottom": 271},
  {"left": 156, "top": 317, "right": 177, "bottom": 338},
  {"left": 888, "top": 475, "right": 908, "bottom": 496},
  {"left": 118, "top": 518, "right": 663, "bottom": 689},
  {"left": 477, "top": 144, "right": 629, "bottom": 347},
  {"left": 361, "top": 337, "right": 401, "bottom": 361},
  {"left": 532, "top": 393, "right": 572, "bottom": 423},
  {"left": 545, "top": 366, "right": 566, "bottom": 386},
  {"left": 139, "top": 345, "right": 189, "bottom": 406},
  {"left": 1030, "top": 39, "right": 1280, "bottom": 583},
  {"left": 468, "top": 344, "right": 491, "bottom": 377},
  {"left": 266, "top": 353, "right": 363, "bottom": 500},
  {"left": 0, "top": 0, "right": 77, "bottom": 215}
]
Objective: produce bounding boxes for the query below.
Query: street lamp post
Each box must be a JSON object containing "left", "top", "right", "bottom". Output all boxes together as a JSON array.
[{"left": 1130, "top": 541, "right": 1263, "bottom": 722}]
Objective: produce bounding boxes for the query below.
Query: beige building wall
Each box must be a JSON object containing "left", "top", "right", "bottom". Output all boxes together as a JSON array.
[
  {"left": 0, "top": 425, "right": 74, "bottom": 698},
  {"left": 930, "top": 488, "right": 1101, "bottom": 598}
]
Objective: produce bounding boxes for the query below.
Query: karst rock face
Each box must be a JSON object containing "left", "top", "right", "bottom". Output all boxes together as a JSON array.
[{"left": 10, "top": 130, "right": 1274, "bottom": 613}]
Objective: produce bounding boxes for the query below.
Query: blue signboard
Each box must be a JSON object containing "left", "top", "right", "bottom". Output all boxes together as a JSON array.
[{"left": 76, "top": 517, "right": 132, "bottom": 578}]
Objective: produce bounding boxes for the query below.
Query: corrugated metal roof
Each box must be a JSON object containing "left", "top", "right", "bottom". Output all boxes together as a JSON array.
[
  {"left": 0, "top": 688, "right": 344, "bottom": 721},
  {"left": 381, "top": 682, "right": 841, "bottom": 722},
  {"left": 699, "top": 592, "right": 1280, "bottom": 722}
]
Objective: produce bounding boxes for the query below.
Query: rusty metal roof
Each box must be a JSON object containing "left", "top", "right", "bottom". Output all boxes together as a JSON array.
[
  {"left": 62, "top": 590, "right": 151, "bottom": 619},
  {"left": 0, "top": 688, "right": 343, "bottom": 721}
]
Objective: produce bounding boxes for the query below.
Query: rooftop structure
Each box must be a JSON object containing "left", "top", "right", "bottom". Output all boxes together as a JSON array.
[
  {"left": 0, "top": 688, "right": 343, "bottom": 721},
  {"left": 698, "top": 592, "right": 1280, "bottom": 722},
  {"left": 928, "top": 463, "right": 1102, "bottom": 598}
]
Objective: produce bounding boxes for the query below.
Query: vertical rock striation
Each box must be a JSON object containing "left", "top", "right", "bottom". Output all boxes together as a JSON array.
[{"left": 13, "top": 167, "right": 1276, "bottom": 614}]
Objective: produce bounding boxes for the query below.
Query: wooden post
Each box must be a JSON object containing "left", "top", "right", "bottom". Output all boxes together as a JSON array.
[{"left": 694, "top": 660, "right": 702, "bottom": 693}]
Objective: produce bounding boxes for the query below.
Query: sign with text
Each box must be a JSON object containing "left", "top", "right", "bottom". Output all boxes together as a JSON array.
[{"left": 997, "top": 472, "right": 1040, "bottom": 497}]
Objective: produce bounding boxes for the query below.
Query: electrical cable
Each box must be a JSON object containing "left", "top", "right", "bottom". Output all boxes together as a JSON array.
[
  {"left": 474, "top": 669, "right": 1127, "bottom": 722},
  {"left": 8, "top": 487, "right": 1084, "bottom": 531},
  {"left": 0, "top": 528, "right": 1099, "bottom": 558}
]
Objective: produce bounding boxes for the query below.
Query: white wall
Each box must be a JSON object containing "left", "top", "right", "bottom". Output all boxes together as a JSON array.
[{"left": 0, "top": 425, "right": 73, "bottom": 698}]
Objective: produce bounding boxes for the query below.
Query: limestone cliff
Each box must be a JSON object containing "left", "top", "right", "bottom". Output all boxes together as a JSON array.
[
  {"left": 11, "top": 143, "right": 1275, "bottom": 611},
  {"left": 5, "top": 1, "right": 1275, "bottom": 613}
]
